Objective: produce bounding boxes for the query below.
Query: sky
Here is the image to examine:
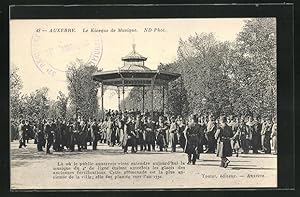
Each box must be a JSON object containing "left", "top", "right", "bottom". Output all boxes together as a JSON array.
[{"left": 10, "top": 18, "right": 248, "bottom": 110}]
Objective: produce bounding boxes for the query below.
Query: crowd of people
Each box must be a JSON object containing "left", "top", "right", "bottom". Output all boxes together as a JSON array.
[{"left": 12, "top": 108, "right": 277, "bottom": 168}]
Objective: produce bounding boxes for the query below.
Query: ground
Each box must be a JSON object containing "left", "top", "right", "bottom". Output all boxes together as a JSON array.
[{"left": 10, "top": 140, "right": 277, "bottom": 190}]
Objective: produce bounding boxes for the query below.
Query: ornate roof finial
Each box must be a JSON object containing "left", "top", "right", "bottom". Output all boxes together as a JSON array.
[
  {"left": 132, "top": 43, "right": 136, "bottom": 53},
  {"left": 121, "top": 40, "right": 147, "bottom": 61},
  {"left": 132, "top": 35, "right": 136, "bottom": 53}
]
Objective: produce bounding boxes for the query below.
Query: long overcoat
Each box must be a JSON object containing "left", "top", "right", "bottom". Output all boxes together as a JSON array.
[
  {"left": 184, "top": 123, "right": 200, "bottom": 155},
  {"left": 215, "top": 124, "right": 233, "bottom": 158}
]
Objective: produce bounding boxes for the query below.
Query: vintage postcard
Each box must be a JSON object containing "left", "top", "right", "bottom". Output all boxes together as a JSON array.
[{"left": 10, "top": 18, "right": 277, "bottom": 189}]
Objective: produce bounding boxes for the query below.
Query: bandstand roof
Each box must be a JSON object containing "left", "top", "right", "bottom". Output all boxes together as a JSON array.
[
  {"left": 92, "top": 44, "right": 181, "bottom": 87},
  {"left": 92, "top": 69, "right": 181, "bottom": 87}
]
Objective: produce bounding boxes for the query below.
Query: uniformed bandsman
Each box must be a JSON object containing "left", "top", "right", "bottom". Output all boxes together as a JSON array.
[
  {"left": 145, "top": 116, "right": 156, "bottom": 151},
  {"left": 183, "top": 114, "right": 200, "bottom": 165},
  {"left": 215, "top": 116, "right": 234, "bottom": 168}
]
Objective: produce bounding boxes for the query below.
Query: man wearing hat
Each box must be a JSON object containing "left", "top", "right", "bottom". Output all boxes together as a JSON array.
[
  {"left": 123, "top": 115, "right": 137, "bottom": 153},
  {"left": 44, "top": 119, "right": 54, "bottom": 154},
  {"left": 71, "top": 120, "right": 82, "bottom": 152},
  {"left": 239, "top": 116, "right": 251, "bottom": 154},
  {"left": 24, "top": 119, "right": 31, "bottom": 144},
  {"left": 251, "top": 115, "right": 262, "bottom": 154},
  {"left": 91, "top": 119, "right": 99, "bottom": 150},
  {"left": 177, "top": 116, "right": 186, "bottom": 150},
  {"left": 215, "top": 116, "right": 234, "bottom": 168},
  {"left": 135, "top": 114, "right": 144, "bottom": 151},
  {"left": 183, "top": 114, "right": 200, "bottom": 165},
  {"left": 156, "top": 116, "right": 167, "bottom": 151},
  {"left": 145, "top": 116, "right": 156, "bottom": 151},
  {"left": 36, "top": 119, "right": 45, "bottom": 151}
]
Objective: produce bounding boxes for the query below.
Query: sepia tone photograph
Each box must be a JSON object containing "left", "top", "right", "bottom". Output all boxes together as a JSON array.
[{"left": 10, "top": 18, "right": 277, "bottom": 189}]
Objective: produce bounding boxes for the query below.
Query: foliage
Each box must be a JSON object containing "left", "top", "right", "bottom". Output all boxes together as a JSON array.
[
  {"left": 123, "top": 18, "right": 277, "bottom": 118},
  {"left": 231, "top": 18, "right": 277, "bottom": 116},
  {"left": 48, "top": 91, "right": 69, "bottom": 120},
  {"left": 19, "top": 87, "right": 50, "bottom": 121},
  {"left": 66, "top": 59, "right": 100, "bottom": 119},
  {"left": 10, "top": 65, "right": 23, "bottom": 121},
  {"left": 121, "top": 87, "right": 164, "bottom": 113}
]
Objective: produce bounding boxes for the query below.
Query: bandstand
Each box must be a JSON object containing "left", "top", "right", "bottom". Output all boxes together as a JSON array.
[{"left": 92, "top": 44, "right": 181, "bottom": 117}]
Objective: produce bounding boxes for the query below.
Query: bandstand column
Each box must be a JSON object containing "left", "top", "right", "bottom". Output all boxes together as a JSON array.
[
  {"left": 142, "top": 86, "right": 145, "bottom": 114},
  {"left": 150, "top": 80, "right": 155, "bottom": 119},
  {"left": 101, "top": 83, "right": 104, "bottom": 117},
  {"left": 162, "top": 86, "right": 165, "bottom": 115},
  {"left": 117, "top": 87, "right": 120, "bottom": 111},
  {"left": 122, "top": 81, "right": 125, "bottom": 111},
  {"left": 166, "top": 84, "right": 169, "bottom": 114}
]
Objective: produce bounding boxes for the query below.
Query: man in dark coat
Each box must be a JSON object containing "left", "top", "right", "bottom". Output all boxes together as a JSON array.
[
  {"left": 123, "top": 116, "right": 137, "bottom": 153},
  {"left": 70, "top": 121, "right": 81, "bottom": 152},
  {"left": 86, "top": 119, "right": 93, "bottom": 146},
  {"left": 240, "top": 117, "right": 251, "bottom": 154},
  {"left": 145, "top": 116, "right": 156, "bottom": 151},
  {"left": 135, "top": 115, "right": 144, "bottom": 151},
  {"left": 184, "top": 114, "right": 200, "bottom": 165},
  {"left": 36, "top": 120, "right": 45, "bottom": 151},
  {"left": 156, "top": 116, "right": 168, "bottom": 152},
  {"left": 197, "top": 116, "right": 206, "bottom": 159},
  {"left": 64, "top": 120, "right": 73, "bottom": 150},
  {"left": 24, "top": 120, "right": 31, "bottom": 143},
  {"left": 91, "top": 119, "right": 99, "bottom": 150},
  {"left": 53, "top": 119, "right": 63, "bottom": 152},
  {"left": 79, "top": 120, "right": 88, "bottom": 149},
  {"left": 177, "top": 117, "right": 186, "bottom": 150},
  {"left": 250, "top": 115, "right": 261, "bottom": 154},
  {"left": 60, "top": 120, "right": 68, "bottom": 150},
  {"left": 44, "top": 119, "right": 54, "bottom": 154},
  {"left": 215, "top": 116, "right": 234, "bottom": 168}
]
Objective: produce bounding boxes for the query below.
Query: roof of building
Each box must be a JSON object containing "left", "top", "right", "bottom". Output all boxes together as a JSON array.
[
  {"left": 119, "top": 64, "right": 151, "bottom": 71},
  {"left": 121, "top": 44, "right": 147, "bottom": 61},
  {"left": 92, "top": 44, "right": 181, "bottom": 86},
  {"left": 92, "top": 70, "right": 181, "bottom": 87}
]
